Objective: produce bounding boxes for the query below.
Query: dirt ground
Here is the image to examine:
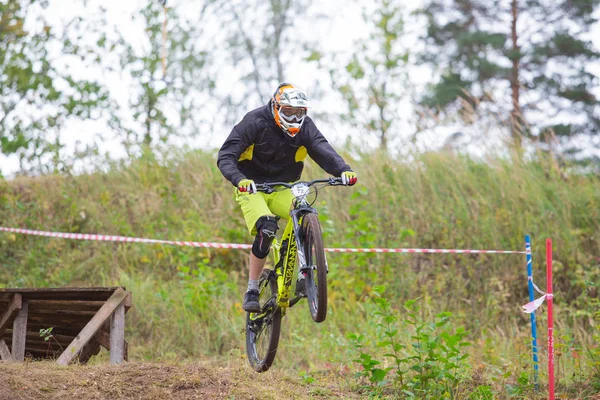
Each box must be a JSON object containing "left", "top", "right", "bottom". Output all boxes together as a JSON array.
[{"left": 0, "top": 360, "right": 360, "bottom": 400}]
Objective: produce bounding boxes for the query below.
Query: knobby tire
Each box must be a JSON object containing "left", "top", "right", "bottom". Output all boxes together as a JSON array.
[
  {"left": 302, "top": 213, "right": 328, "bottom": 323},
  {"left": 245, "top": 269, "right": 281, "bottom": 372}
]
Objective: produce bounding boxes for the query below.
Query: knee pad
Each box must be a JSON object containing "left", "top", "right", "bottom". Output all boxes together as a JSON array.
[{"left": 252, "top": 216, "right": 279, "bottom": 259}]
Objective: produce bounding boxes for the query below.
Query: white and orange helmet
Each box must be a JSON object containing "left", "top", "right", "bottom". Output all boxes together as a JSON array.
[{"left": 271, "top": 83, "right": 311, "bottom": 137}]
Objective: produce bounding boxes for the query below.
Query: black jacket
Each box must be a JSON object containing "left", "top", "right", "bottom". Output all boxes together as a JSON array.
[{"left": 217, "top": 103, "right": 351, "bottom": 186}]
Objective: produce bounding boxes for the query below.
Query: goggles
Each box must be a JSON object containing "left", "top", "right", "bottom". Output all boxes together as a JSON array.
[{"left": 280, "top": 107, "right": 307, "bottom": 119}]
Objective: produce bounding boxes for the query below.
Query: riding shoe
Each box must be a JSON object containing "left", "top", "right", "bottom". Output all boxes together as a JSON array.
[{"left": 243, "top": 289, "right": 261, "bottom": 312}]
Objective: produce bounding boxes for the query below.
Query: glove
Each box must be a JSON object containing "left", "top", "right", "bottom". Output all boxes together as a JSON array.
[
  {"left": 237, "top": 178, "right": 257, "bottom": 194},
  {"left": 341, "top": 170, "right": 357, "bottom": 186}
]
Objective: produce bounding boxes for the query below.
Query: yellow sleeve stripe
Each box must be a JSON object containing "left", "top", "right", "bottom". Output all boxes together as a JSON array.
[
  {"left": 295, "top": 146, "right": 307, "bottom": 162},
  {"left": 238, "top": 144, "right": 254, "bottom": 161}
]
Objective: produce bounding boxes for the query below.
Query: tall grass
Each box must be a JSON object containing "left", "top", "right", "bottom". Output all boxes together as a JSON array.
[{"left": 0, "top": 148, "right": 598, "bottom": 397}]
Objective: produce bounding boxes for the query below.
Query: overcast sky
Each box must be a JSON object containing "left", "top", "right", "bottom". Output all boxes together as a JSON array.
[{"left": 1, "top": 1, "right": 599, "bottom": 177}]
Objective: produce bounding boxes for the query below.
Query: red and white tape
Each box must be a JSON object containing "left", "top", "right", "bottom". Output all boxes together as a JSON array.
[
  {"left": 0, "top": 226, "right": 251, "bottom": 250},
  {"left": 0, "top": 226, "right": 526, "bottom": 254}
]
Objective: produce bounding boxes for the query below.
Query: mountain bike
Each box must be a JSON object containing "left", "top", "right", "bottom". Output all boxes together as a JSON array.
[{"left": 245, "top": 177, "right": 345, "bottom": 372}]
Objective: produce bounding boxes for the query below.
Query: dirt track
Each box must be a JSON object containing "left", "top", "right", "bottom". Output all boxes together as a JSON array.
[{"left": 0, "top": 361, "right": 359, "bottom": 400}]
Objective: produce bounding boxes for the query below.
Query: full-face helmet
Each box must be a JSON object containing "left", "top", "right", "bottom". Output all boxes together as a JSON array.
[{"left": 271, "top": 82, "right": 311, "bottom": 137}]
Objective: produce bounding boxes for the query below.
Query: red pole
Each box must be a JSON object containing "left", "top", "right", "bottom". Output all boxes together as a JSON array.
[{"left": 546, "top": 239, "right": 555, "bottom": 400}]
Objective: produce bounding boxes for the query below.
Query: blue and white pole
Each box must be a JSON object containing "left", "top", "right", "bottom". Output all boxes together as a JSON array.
[{"left": 525, "top": 235, "right": 539, "bottom": 390}]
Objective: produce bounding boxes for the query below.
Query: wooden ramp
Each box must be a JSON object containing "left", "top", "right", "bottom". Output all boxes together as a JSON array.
[{"left": 0, "top": 287, "right": 132, "bottom": 365}]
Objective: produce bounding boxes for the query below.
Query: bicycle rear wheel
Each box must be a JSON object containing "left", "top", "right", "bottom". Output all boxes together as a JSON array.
[
  {"left": 245, "top": 268, "right": 281, "bottom": 372},
  {"left": 302, "top": 213, "right": 328, "bottom": 323}
]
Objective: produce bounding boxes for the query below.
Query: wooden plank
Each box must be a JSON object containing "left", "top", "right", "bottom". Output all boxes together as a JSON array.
[
  {"left": 0, "top": 294, "right": 22, "bottom": 337},
  {"left": 0, "top": 339, "right": 12, "bottom": 361},
  {"left": 17, "top": 351, "right": 54, "bottom": 360},
  {"left": 56, "top": 288, "right": 128, "bottom": 366},
  {"left": 18, "top": 324, "right": 82, "bottom": 337},
  {"left": 0, "top": 287, "right": 125, "bottom": 293},
  {"left": 124, "top": 292, "right": 133, "bottom": 310},
  {"left": 4, "top": 330, "right": 75, "bottom": 346},
  {"left": 4, "top": 340, "right": 62, "bottom": 354},
  {"left": 0, "top": 287, "right": 126, "bottom": 302},
  {"left": 6, "top": 344, "right": 62, "bottom": 357},
  {"left": 26, "top": 317, "right": 90, "bottom": 330},
  {"left": 5, "top": 334, "right": 69, "bottom": 347},
  {"left": 28, "top": 300, "right": 105, "bottom": 312},
  {"left": 110, "top": 303, "right": 125, "bottom": 365},
  {"left": 11, "top": 300, "right": 29, "bottom": 362},
  {"left": 28, "top": 310, "right": 98, "bottom": 317},
  {"left": 27, "top": 313, "right": 94, "bottom": 323}
]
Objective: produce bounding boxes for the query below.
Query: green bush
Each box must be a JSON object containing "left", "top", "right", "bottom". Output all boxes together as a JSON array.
[{"left": 0, "top": 148, "right": 599, "bottom": 398}]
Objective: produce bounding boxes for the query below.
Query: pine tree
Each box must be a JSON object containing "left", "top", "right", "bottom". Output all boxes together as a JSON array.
[{"left": 419, "top": 0, "right": 600, "bottom": 160}]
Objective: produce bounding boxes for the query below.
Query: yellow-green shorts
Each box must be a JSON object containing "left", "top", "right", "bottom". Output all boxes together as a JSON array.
[{"left": 235, "top": 188, "right": 295, "bottom": 235}]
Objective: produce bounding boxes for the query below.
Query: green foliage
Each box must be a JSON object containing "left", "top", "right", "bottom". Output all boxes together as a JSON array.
[
  {"left": 299, "top": 370, "right": 315, "bottom": 384},
  {"left": 347, "top": 287, "right": 471, "bottom": 398},
  {"left": 418, "top": 0, "right": 600, "bottom": 158},
  {"left": 586, "top": 297, "right": 600, "bottom": 387},
  {"left": 504, "top": 371, "right": 533, "bottom": 397},
  {"left": 215, "top": 0, "right": 315, "bottom": 120},
  {"left": 329, "top": 0, "right": 410, "bottom": 150},
  {"left": 176, "top": 256, "right": 237, "bottom": 316},
  {"left": 468, "top": 385, "right": 494, "bottom": 400},
  {"left": 422, "top": 72, "right": 472, "bottom": 109},
  {"left": 0, "top": 149, "right": 599, "bottom": 397},
  {"left": 118, "top": 2, "right": 216, "bottom": 156},
  {"left": 0, "top": 0, "right": 115, "bottom": 174},
  {"left": 39, "top": 327, "right": 54, "bottom": 342}
]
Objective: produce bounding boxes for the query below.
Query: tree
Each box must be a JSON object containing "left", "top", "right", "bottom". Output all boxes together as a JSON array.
[
  {"left": 328, "top": 0, "right": 411, "bottom": 151},
  {"left": 418, "top": 0, "right": 600, "bottom": 158},
  {"left": 215, "top": 0, "right": 317, "bottom": 124},
  {"left": 0, "top": 0, "right": 114, "bottom": 175},
  {"left": 117, "top": 0, "right": 218, "bottom": 156}
]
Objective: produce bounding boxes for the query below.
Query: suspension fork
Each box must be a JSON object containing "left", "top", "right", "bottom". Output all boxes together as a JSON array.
[
  {"left": 291, "top": 209, "right": 307, "bottom": 273},
  {"left": 292, "top": 208, "right": 327, "bottom": 274}
]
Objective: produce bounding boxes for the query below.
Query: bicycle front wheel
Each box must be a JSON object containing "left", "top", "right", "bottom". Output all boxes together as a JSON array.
[
  {"left": 245, "top": 268, "right": 281, "bottom": 372},
  {"left": 302, "top": 213, "right": 328, "bottom": 323}
]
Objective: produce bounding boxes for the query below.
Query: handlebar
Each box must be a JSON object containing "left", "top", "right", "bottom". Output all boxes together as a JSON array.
[{"left": 255, "top": 177, "right": 344, "bottom": 194}]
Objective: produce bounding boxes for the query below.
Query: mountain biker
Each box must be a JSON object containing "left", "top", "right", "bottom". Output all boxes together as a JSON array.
[{"left": 217, "top": 82, "right": 358, "bottom": 312}]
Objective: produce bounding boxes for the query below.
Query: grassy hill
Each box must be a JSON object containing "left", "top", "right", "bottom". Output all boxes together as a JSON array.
[{"left": 0, "top": 148, "right": 598, "bottom": 398}]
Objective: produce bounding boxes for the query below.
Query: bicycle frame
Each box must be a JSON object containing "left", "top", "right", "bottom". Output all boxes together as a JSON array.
[{"left": 253, "top": 178, "right": 340, "bottom": 314}]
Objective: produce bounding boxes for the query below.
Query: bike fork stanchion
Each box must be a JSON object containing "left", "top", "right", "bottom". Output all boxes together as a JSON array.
[{"left": 525, "top": 235, "right": 539, "bottom": 391}]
